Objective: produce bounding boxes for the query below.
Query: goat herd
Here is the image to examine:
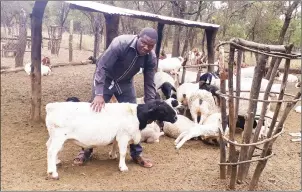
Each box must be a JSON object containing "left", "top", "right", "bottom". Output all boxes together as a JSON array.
[{"left": 41, "top": 50, "right": 301, "bottom": 180}]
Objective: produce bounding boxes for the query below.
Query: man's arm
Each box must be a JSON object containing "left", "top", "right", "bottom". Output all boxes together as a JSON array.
[
  {"left": 94, "top": 37, "right": 122, "bottom": 95},
  {"left": 143, "top": 52, "right": 157, "bottom": 103}
]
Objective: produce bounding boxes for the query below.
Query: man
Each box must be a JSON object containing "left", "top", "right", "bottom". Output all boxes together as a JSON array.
[{"left": 73, "top": 27, "right": 158, "bottom": 168}]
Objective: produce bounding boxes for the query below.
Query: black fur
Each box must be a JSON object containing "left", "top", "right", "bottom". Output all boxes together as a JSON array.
[
  {"left": 227, "top": 115, "right": 264, "bottom": 130},
  {"left": 155, "top": 92, "right": 161, "bottom": 100},
  {"left": 171, "top": 99, "right": 179, "bottom": 108},
  {"left": 199, "top": 81, "right": 221, "bottom": 106},
  {"left": 136, "top": 99, "right": 177, "bottom": 130},
  {"left": 66, "top": 97, "right": 80, "bottom": 102},
  {"left": 88, "top": 56, "right": 97, "bottom": 64},
  {"left": 158, "top": 82, "right": 177, "bottom": 99},
  {"left": 199, "top": 72, "right": 219, "bottom": 85}
]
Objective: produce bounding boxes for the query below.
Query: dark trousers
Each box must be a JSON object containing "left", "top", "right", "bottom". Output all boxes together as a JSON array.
[{"left": 88, "top": 74, "right": 142, "bottom": 159}]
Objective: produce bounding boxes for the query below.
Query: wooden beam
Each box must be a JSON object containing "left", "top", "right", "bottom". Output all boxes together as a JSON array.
[
  {"left": 155, "top": 22, "right": 165, "bottom": 71},
  {"left": 205, "top": 28, "right": 218, "bottom": 72},
  {"left": 30, "top": 0, "right": 48, "bottom": 122},
  {"left": 104, "top": 13, "right": 119, "bottom": 49}
]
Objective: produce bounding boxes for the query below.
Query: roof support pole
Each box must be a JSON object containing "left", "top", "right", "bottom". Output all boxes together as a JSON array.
[
  {"left": 205, "top": 28, "right": 218, "bottom": 72},
  {"left": 104, "top": 13, "right": 119, "bottom": 49},
  {"left": 30, "top": 0, "right": 48, "bottom": 122},
  {"left": 155, "top": 22, "right": 165, "bottom": 71},
  {"left": 93, "top": 14, "right": 101, "bottom": 59}
]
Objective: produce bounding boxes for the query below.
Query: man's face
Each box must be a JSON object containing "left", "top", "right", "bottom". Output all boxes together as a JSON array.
[{"left": 137, "top": 35, "right": 156, "bottom": 55}]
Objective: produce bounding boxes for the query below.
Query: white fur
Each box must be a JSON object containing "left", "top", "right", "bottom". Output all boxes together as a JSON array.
[
  {"left": 140, "top": 122, "right": 164, "bottom": 143},
  {"left": 276, "top": 73, "right": 299, "bottom": 83},
  {"left": 45, "top": 102, "right": 145, "bottom": 179},
  {"left": 294, "top": 105, "right": 301, "bottom": 113},
  {"left": 211, "top": 77, "right": 281, "bottom": 97},
  {"left": 174, "top": 113, "right": 229, "bottom": 149},
  {"left": 154, "top": 71, "right": 177, "bottom": 99},
  {"left": 24, "top": 62, "right": 51, "bottom": 76},
  {"left": 157, "top": 57, "right": 183, "bottom": 74},
  {"left": 177, "top": 69, "right": 198, "bottom": 83},
  {"left": 176, "top": 82, "right": 199, "bottom": 103},
  {"left": 188, "top": 89, "right": 220, "bottom": 124},
  {"left": 162, "top": 115, "right": 195, "bottom": 139}
]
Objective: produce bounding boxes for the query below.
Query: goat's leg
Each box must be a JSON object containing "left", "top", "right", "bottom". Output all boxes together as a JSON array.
[
  {"left": 117, "top": 135, "right": 130, "bottom": 172},
  {"left": 175, "top": 133, "right": 194, "bottom": 150},
  {"left": 46, "top": 136, "right": 66, "bottom": 180},
  {"left": 174, "top": 131, "right": 188, "bottom": 145},
  {"left": 109, "top": 140, "right": 118, "bottom": 159},
  {"left": 46, "top": 137, "right": 61, "bottom": 165}
]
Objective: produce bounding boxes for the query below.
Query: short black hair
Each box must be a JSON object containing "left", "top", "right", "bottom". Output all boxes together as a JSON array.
[{"left": 139, "top": 27, "right": 158, "bottom": 42}]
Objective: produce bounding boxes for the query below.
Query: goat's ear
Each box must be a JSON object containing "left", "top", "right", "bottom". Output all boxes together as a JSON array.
[
  {"left": 199, "top": 81, "right": 206, "bottom": 88},
  {"left": 158, "top": 84, "right": 163, "bottom": 90},
  {"left": 172, "top": 86, "right": 177, "bottom": 92}
]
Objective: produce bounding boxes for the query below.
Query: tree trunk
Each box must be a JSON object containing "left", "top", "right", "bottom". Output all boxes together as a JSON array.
[
  {"left": 15, "top": 9, "right": 27, "bottom": 67},
  {"left": 265, "top": 0, "right": 300, "bottom": 79},
  {"left": 30, "top": 1, "right": 48, "bottom": 122}
]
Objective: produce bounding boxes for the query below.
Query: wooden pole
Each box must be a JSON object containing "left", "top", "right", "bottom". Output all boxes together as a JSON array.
[
  {"left": 236, "top": 53, "right": 268, "bottom": 183},
  {"left": 79, "top": 29, "right": 82, "bottom": 50},
  {"left": 30, "top": 0, "right": 48, "bottom": 122},
  {"left": 15, "top": 9, "right": 27, "bottom": 68},
  {"left": 218, "top": 45, "right": 227, "bottom": 179},
  {"left": 155, "top": 22, "right": 165, "bottom": 71},
  {"left": 104, "top": 13, "right": 119, "bottom": 49},
  {"left": 249, "top": 45, "right": 295, "bottom": 190},
  {"left": 227, "top": 46, "right": 238, "bottom": 190},
  {"left": 205, "top": 28, "right": 218, "bottom": 72},
  {"left": 244, "top": 46, "right": 291, "bottom": 179},
  {"left": 235, "top": 50, "right": 242, "bottom": 120},
  {"left": 69, "top": 19, "right": 73, "bottom": 62},
  {"left": 93, "top": 14, "right": 101, "bottom": 59}
]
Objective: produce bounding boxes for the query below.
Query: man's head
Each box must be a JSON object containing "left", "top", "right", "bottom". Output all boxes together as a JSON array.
[{"left": 137, "top": 27, "right": 158, "bottom": 56}]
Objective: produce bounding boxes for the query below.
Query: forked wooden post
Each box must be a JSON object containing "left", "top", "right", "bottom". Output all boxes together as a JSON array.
[
  {"left": 236, "top": 53, "right": 268, "bottom": 183},
  {"left": 249, "top": 45, "right": 296, "bottom": 190},
  {"left": 30, "top": 0, "right": 48, "bottom": 122},
  {"left": 244, "top": 45, "right": 294, "bottom": 180}
]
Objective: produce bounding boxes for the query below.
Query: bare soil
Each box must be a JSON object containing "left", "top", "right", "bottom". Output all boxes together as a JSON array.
[{"left": 1, "top": 53, "right": 301, "bottom": 191}]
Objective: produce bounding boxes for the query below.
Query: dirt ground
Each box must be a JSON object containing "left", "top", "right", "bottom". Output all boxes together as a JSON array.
[{"left": 1, "top": 53, "right": 301, "bottom": 191}]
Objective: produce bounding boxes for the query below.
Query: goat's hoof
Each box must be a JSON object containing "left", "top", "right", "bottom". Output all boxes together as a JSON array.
[
  {"left": 45, "top": 173, "right": 59, "bottom": 180},
  {"left": 119, "top": 165, "right": 129, "bottom": 172}
]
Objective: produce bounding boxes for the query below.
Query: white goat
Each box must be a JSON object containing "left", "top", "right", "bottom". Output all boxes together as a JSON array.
[
  {"left": 45, "top": 100, "right": 177, "bottom": 179},
  {"left": 162, "top": 114, "right": 195, "bottom": 139},
  {"left": 157, "top": 57, "right": 183, "bottom": 74},
  {"left": 24, "top": 62, "right": 52, "bottom": 76},
  {"left": 154, "top": 71, "right": 177, "bottom": 99},
  {"left": 211, "top": 77, "right": 281, "bottom": 96},
  {"left": 187, "top": 89, "right": 220, "bottom": 124},
  {"left": 177, "top": 68, "right": 199, "bottom": 83},
  {"left": 276, "top": 72, "right": 299, "bottom": 83},
  {"left": 140, "top": 122, "right": 164, "bottom": 143},
  {"left": 174, "top": 113, "right": 229, "bottom": 149}
]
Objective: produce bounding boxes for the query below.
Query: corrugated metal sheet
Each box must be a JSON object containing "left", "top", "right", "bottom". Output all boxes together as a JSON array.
[{"left": 65, "top": 1, "right": 220, "bottom": 29}]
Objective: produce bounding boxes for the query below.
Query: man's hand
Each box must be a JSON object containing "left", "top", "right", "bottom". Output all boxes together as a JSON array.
[{"left": 91, "top": 95, "right": 105, "bottom": 112}]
